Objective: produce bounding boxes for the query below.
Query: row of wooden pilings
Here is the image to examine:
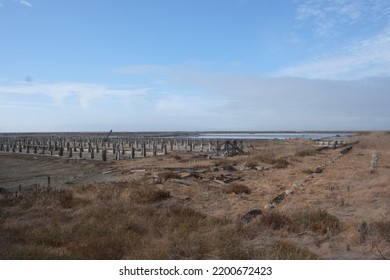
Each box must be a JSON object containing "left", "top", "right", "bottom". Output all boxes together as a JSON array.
[{"left": 0, "top": 136, "right": 245, "bottom": 161}]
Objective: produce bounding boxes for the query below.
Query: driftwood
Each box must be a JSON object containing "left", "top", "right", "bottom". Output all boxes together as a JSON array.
[
  {"left": 340, "top": 146, "right": 353, "bottom": 155},
  {"left": 240, "top": 209, "right": 263, "bottom": 223}
]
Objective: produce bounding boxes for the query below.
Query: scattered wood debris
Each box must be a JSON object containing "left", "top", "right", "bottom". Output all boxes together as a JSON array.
[{"left": 240, "top": 209, "right": 263, "bottom": 223}]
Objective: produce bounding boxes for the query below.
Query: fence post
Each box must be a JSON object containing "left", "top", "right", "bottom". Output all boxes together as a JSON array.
[
  {"left": 116, "top": 145, "right": 121, "bottom": 160},
  {"left": 102, "top": 147, "right": 107, "bottom": 161},
  {"left": 59, "top": 146, "right": 64, "bottom": 156},
  {"left": 141, "top": 142, "right": 146, "bottom": 157},
  {"left": 163, "top": 144, "right": 167, "bottom": 155},
  {"left": 130, "top": 147, "right": 135, "bottom": 159},
  {"left": 153, "top": 144, "right": 157, "bottom": 156}
]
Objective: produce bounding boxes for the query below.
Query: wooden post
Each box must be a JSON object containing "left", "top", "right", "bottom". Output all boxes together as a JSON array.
[
  {"left": 163, "top": 144, "right": 167, "bottom": 155},
  {"left": 102, "top": 147, "right": 107, "bottom": 161},
  {"left": 226, "top": 141, "right": 230, "bottom": 156},
  {"left": 116, "top": 147, "right": 121, "bottom": 160},
  {"left": 59, "top": 146, "right": 64, "bottom": 156},
  {"left": 141, "top": 142, "right": 146, "bottom": 157},
  {"left": 47, "top": 176, "right": 51, "bottom": 189},
  {"left": 79, "top": 149, "right": 82, "bottom": 158},
  {"left": 68, "top": 148, "right": 72, "bottom": 157},
  {"left": 169, "top": 140, "right": 173, "bottom": 151},
  {"left": 130, "top": 147, "right": 135, "bottom": 159},
  {"left": 90, "top": 148, "right": 94, "bottom": 159},
  {"left": 153, "top": 144, "right": 157, "bottom": 156}
]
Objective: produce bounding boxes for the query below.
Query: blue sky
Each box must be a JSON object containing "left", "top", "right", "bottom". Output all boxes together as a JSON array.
[{"left": 1, "top": 0, "right": 390, "bottom": 132}]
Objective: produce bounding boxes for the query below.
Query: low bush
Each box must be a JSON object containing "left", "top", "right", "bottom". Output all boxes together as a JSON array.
[
  {"left": 372, "top": 221, "right": 390, "bottom": 242},
  {"left": 131, "top": 185, "right": 171, "bottom": 203},
  {"left": 264, "top": 241, "right": 320, "bottom": 260},
  {"left": 295, "top": 210, "right": 340, "bottom": 235},
  {"left": 260, "top": 212, "right": 294, "bottom": 231},
  {"left": 223, "top": 183, "right": 251, "bottom": 195}
]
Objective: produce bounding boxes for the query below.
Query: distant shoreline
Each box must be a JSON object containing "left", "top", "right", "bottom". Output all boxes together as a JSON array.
[{"left": 0, "top": 130, "right": 358, "bottom": 140}]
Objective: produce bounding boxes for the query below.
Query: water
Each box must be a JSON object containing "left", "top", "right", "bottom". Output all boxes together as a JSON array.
[{"left": 184, "top": 132, "right": 352, "bottom": 140}]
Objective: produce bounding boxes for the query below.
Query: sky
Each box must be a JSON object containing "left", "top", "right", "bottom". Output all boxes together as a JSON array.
[{"left": 1, "top": 0, "right": 390, "bottom": 132}]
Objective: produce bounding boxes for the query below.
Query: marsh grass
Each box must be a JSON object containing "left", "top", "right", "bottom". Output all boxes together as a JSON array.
[
  {"left": 251, "top": 149, "right": 290, "bottom": 169},
  {"left": 131, "top": 185, "right": 171, "bottom": 203},
  {"left": 264, "top": 241, "right": 320, "bottom": 260},
  {"left": 223, "top": 183, "right": 251, "bottom": 195},
  {"left": 372, "top": 221, "right": 390, "bottom": 242},
  {"left": 1, "top": 180, "right": 330, "bottom": 260},
  {"left": 0, "top": 180, "right": 259, "bottom": 260},
  {"left": 295, "top": 210, "right": 340, "bottom": 235},
  {"left": 158, "top": 171, "right": 181, "bottom": 181},
  {"left": 260, "top": 212, "right": 294, "bottom": 231}
]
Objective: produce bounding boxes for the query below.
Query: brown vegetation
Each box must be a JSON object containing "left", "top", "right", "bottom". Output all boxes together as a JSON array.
[
  {"left": 1, "top": 131, "right": 390, "bottom": 260},
  {"left": 223, "top": 183, "right": 251, "bottom": 195}
]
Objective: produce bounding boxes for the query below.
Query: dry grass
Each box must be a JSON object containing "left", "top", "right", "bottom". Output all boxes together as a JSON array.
[
  {"left": 0, "top": 180, "right": 267, "bottom": 260},
  {"left": 130, "top": 184, "right": 171, "bottom": 203},
  {"left": 262, "top": 241, "right": 320, "bottom": 260},
  {"left": 223, "top": 183, "right": 251, "bottom": 195},
  {"left": 260, "top": 212, "right": 294, "bottom": 231},
  {"left": 1, "top": 183, "right": 341, "bottom": 260},
  {"left": 372, "top": 221, "right": 390, "bottom": 242},
  {"left": 158, "top": 171, "right": 181, "bottom": 181},
  {"left": 250, "top": 149, "right": 290, "bottom": 169},
  {"left": 1, "top": 179, "right": 327, "bottom": 260},
  {"left": 294, "top": 210, "right": 341, "bottom": 235}
]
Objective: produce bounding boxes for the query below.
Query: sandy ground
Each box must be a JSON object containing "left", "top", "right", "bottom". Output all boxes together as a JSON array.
[{"left": 1, "top": 132, "right": 389, "bottom": 259}]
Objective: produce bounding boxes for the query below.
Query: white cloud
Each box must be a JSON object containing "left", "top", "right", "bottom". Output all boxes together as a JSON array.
[
  {"left": 277, "top": 26, "right": 390, "bottom": 80},
  {"left": 296, "top": 0, "right": 390, "bottom": 36},
  {"left": 18, "top": 0, "right": 32, "bottom": 8},
  {"left": 0, "top": 82, "right": 150, "bottom": 110},
  {"left": 1, "top": 69, "right": 389, "bottom": 131}
]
